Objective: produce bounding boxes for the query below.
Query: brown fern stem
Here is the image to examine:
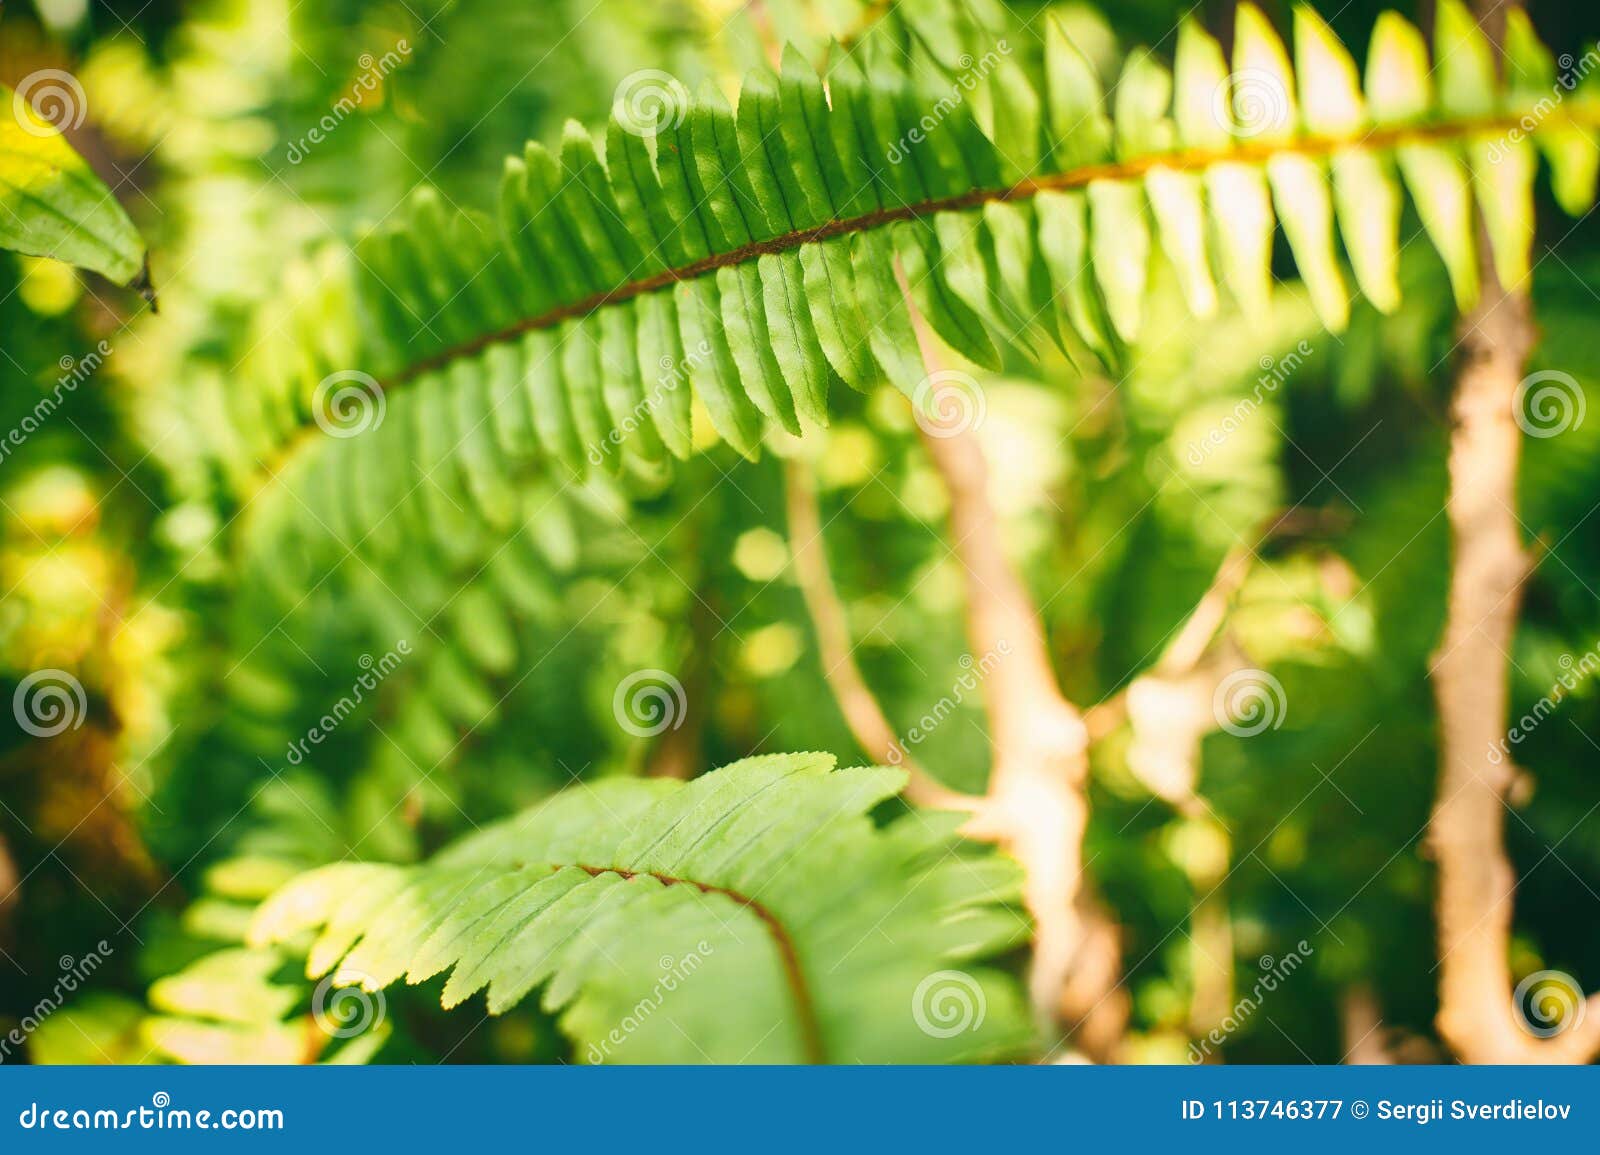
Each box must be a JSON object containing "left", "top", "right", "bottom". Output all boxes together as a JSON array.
[
  {"left": 377, "top": 107, "right": 1600, "bottom": 394},
  {"left": 574, "top": 864, "right": 825, "bottom": 1063}
]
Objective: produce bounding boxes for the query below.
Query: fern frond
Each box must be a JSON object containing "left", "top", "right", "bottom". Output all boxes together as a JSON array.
[
  {"left": 216, "top": 2, "right": 1598, "bottom": 495},
  {"left": 185, "top": 473, "right": 601, "bottom": 852},
  {"left": 141, "top": 863, "right": 395, "bottom": 1064},
  {"left": 249, "top": 752, "right": 1034, "bottom": 1063},
  {"left": 37, "top": 847, "right": 391, "bottom": 1065}
]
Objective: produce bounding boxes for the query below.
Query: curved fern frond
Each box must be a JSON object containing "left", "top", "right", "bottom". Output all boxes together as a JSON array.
[
  {"left": 175, "top": 473, "right": 609, "bottom": 851},
  {"left": 225, "top": 2, "right": 1599, "bottom": 492},
  {"left": 1, "top": 81, "right": 147, "bottom": 289},
  {"left": 36, "top": 848, "right": 393, "bottom": 1065},
  {"left": 249, "top": 752, "right": 1034, "bottom": 1063},
  {"left": 141, "top": 850, "right": 394, "bottom": 1065}
]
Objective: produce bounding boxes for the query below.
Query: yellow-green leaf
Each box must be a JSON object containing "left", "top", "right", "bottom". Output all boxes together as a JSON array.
[{"left": 0, "top": 81, "right": 146, "bottom": 288}]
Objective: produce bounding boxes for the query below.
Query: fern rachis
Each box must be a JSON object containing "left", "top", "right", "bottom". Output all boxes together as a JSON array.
[{"left": 248, "top": 753, "right": 1035, "bottom": 1064}]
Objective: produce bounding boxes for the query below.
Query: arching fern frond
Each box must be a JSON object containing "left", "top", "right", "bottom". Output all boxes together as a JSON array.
[
  {"left": 37, "top": 844, "right": 394, "bottom": 1065},
  {"left": 145, "top": 861, "right": 394, "bottom": 1064},
  {"left": 223, "top": 2, "right": 1599, "bottom": 493},
  {"left": 167, "top": 472, "right": 613, "bottom": 855},
  {"left": 249, "top": 752, "right": 1034, "bottom": 1063}
]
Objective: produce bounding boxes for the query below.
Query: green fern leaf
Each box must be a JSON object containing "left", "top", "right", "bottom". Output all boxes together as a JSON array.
[
  {"left": 184, "top": 5, "right": 1600, "bottom": 606},
  {"left": 355, "top": 11, "right": 1586, "bottom": 439},
  {"left": 250, "top": 753, "right": 1034, "bottom": 1063}
]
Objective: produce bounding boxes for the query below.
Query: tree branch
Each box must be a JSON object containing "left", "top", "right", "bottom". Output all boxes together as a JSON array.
[
  {"left": 1340, "top": 986, "right": 1396, "bottom": 1065},
  {"left": 1427, "top": 263, "right": 1600, "bottom": 1061},
  {"left": 917, "top": 420, "right": 1101, "bottom": 1039},
  {"left": 783, "top": 457, "right": 981, "bottom": 810},
  {"left": 0, "top": 832, "right": 16, "bottom": 941},
  {"left": 1426, "top": 0, "right": 1600, "bottom": 1066},
  {"left": 1083, "top": 542, "right": 1254, "bottom": 743},
  {"left": 892, "top": 267, "right": 1104, "bottom": 1044},
  {"left": 645, "top": 589, "right": 715, "bottom": 780}
]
